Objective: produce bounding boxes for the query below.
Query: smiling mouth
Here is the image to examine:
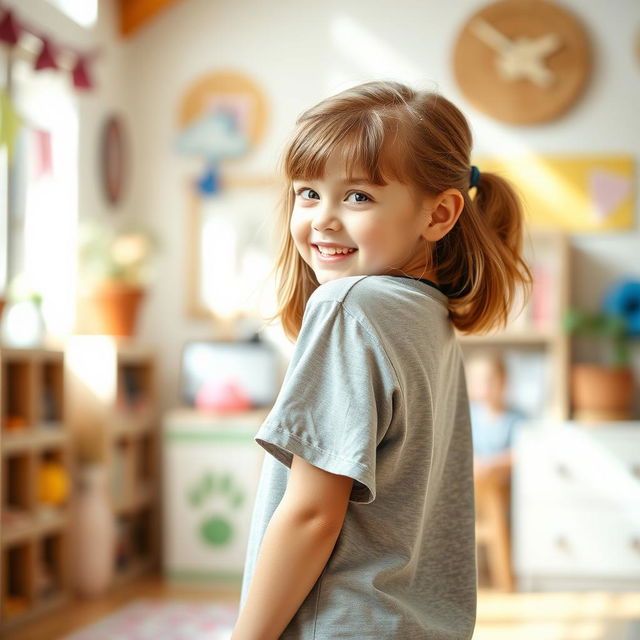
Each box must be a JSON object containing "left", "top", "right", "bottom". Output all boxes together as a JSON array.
[{"left": 312, "top": 244, "right": 358, "bottom": 257}]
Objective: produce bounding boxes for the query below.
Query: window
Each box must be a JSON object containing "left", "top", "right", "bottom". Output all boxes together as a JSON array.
[
  {"left": 44, "top": 0, "right": 98, "bottom": 28},
  {"left": 2, "top": 55, "right": 78, "bottom": 340}
]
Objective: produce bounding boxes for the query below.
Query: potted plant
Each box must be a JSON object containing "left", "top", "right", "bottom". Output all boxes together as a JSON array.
[
  {"left": 77, "top": 219, "right": 160, "bottom": 337},
  {"left": 563, "top": 280, "right": 639, "bottom": 422}
]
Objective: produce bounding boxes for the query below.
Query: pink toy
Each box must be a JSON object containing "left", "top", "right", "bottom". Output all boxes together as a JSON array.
[{"left": 195, "top": 378, "right": 252, "bottom": 413}]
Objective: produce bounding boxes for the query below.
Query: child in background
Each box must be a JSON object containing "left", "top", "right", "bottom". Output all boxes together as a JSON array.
[
  {"left": 466, "top": 353, "right": 526, "bottom": 482},
  {"left": 231, "top": 80, "right": 532, "bottom": 640}
]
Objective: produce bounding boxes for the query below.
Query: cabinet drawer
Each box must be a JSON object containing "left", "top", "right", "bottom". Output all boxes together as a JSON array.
[
  {"left": 514, "top": 504, "right": 640, "bottom": 577},
  {"left": 514, "top": 427, "right": 640, "bottom": 507}
]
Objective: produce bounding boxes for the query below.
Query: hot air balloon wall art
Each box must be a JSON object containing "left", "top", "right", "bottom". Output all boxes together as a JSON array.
[{"left": 175, "top": 70, "right": 279, "bottom": 328}]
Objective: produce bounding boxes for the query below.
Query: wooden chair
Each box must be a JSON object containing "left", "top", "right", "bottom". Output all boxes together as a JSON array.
[{"left": 474, "top": 463, "right": 514, "bottom": 591}]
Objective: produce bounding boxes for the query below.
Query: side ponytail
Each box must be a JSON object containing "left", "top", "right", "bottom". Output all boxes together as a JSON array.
[{"left": 436, "top": 170, "right": 533, "bottom": 334}]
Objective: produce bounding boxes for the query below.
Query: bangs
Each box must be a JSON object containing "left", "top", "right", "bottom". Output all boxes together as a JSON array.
[{"left": 283, "top": 109, "right": 409, "bottom": 187}]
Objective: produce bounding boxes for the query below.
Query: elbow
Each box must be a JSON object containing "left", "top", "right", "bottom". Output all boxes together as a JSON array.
[{"left": 283, "top": 503, "right": 346, "bottom": 537}]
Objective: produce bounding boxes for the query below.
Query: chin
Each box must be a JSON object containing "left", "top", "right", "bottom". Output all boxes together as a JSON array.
[{"left": 314, "top": 271, "right": 344, "bottom": 284}]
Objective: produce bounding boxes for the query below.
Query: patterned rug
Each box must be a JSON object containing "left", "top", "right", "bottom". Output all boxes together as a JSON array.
[{"left": 63, "top": 599, "right": 239, "bottom": 640}]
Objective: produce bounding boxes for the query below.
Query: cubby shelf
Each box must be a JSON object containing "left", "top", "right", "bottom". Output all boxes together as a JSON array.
[
  {"left": 456, "top": 231, "right": 571, "bottom": 421},
  {"left": 0, "top": 347, "right": 72, "bottom": 632},
  {"left": 65, "top": 335, "right": 160, "bottom": 587},
  {"left": 1, "top": 338, "right": 160, "bottom": 633}
]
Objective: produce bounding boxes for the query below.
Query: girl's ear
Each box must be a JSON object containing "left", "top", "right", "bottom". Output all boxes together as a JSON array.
[{"left": 422, "top": 188, "right": 465, "bottom": 242}]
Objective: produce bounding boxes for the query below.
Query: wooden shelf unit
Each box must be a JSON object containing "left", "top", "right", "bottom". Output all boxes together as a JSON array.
[
  {"left": 457, "top": 231, "right": 571, "bottom": 420},
  {"left": 65, "top": 336, "right": 161, "bottom": 587},
  {"left": 0, "top": 347, "right": 72, "bottom": 633}
]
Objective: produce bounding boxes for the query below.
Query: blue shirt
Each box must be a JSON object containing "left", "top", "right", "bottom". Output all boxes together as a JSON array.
[{"left": 470, "top": 402, "right": 524, "bottom": 458}]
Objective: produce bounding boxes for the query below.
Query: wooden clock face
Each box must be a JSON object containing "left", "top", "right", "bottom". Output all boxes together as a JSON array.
[{"left": 452, "top": 0, "right": 592, "bottom": 124}]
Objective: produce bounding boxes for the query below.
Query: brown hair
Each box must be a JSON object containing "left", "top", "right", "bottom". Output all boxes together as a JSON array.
[{"left": 266, "top": 80, "right": 532, "bottom": 341}]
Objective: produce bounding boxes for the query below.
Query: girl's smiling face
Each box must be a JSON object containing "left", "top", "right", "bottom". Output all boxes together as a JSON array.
[{"left": 290, "top": 150, "right": 435, "bottom": 284}]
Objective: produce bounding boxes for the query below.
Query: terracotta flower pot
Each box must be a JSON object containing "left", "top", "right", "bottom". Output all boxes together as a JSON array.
[
  {"left": 89, "top": 283, "right": 145, "bottom": 337},
  {"left": 571, "top": 364, "right": 635, "bottom": 422}
]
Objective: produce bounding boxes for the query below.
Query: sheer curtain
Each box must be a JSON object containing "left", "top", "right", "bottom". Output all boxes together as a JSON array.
[{"left": 4, "top": 55, "right": 78, "bottom": 343}]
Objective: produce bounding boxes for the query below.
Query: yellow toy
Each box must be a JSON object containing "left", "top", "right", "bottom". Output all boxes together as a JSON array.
[{"left": 39, "top": 462, "right": 69, "bottom": 505}]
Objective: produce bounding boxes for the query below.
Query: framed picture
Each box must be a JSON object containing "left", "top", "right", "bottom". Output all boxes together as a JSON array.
[{"left": 186, "top": 174, "right": 282, "bottom": 321}]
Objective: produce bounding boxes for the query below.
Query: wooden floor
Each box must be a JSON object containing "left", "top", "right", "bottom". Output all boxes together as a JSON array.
[{"left": 5, "top": 574, "right": 640, "bottom": 640}]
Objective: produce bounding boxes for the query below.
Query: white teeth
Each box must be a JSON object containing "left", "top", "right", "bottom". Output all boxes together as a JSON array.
[{"left": 317, "top": 246, "right": 355, "bottom": 256}]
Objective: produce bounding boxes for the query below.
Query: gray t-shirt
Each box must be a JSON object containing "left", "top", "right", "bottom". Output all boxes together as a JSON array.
[{"left": 240, "top": 274, "right": 477, "bottom": 639}]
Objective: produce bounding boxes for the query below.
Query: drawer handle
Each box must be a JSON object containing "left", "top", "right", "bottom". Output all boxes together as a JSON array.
[
  {"left": 556, "top": 464, "right": 572, "bottom": 479},
  {"left": 555, "top": 536, "right": 570, "bottom": 552},
  {"left": 631, "top": 465, "right": 640, "bottom": 480},
  {"left": 631, "top": 538, "right": 640, "bottom": 554}
]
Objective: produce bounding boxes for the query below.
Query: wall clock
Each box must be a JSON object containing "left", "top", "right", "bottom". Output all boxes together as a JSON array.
[{"left": 452, "top": 0, "right": 592, "bottom": 124}]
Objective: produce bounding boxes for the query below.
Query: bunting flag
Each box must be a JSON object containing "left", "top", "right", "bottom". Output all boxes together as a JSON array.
[
  {"left": 0, "top": 89, "right": 22, "bottom": 160},
  {"left": 0, "top": 6, "right": 96, "bottom": 90},
  {"left": 34, "top": 129, "right": 53, "bottom": 178},
  {"left": 0, "top": 8, "right": 20, "bottom": 44},
  {"left": 34, "top": 38, "right": 58, "bottom": 71},
  {"left": 72, "top": 56, "right": 93, "bottom": 90}
]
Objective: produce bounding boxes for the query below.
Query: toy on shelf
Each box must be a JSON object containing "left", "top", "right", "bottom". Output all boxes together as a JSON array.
[{"left": 38, "top": 461, "right": 70, "bottom": 507}]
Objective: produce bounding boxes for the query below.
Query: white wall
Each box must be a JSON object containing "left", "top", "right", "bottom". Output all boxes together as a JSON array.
[{"left": 120, "top": 0, "right": 640, "bottom": 412}]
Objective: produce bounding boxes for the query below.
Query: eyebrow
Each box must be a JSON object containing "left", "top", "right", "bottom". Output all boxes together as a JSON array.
[{"left": 292, "top": 177, "right": 376, "bottom": 186}]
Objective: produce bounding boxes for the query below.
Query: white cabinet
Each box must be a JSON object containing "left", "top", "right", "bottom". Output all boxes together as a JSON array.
[
  {"left": 513, "top": 422, "right": 640, "bottom": 591},
  {"left": 162, "top": 408, "right": 268, "bottom": 586}
]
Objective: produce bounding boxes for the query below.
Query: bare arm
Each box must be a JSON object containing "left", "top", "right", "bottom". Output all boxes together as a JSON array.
[{"left": 231, "top": 454, "right": 353, "bottom": 640}]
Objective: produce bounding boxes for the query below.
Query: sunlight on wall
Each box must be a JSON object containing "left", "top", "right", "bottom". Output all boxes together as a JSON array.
[
  {"left": 329, "top": 13, "right": 427, "bottom": 91},
  {"left": 65, "top": 335, "right": 117, "bottom": 405},
  {"left": 328, "top": 14, "right": 588, "bottom": 232}
]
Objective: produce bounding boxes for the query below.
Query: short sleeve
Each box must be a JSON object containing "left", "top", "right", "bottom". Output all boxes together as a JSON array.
[{"left": 254, "top": 297, "right": 399, "bottom": 504}]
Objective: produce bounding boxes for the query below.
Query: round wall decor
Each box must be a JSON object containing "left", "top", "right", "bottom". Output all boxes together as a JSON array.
[{"left": 452, "top": 0, "right": 592, "bottom": 124}]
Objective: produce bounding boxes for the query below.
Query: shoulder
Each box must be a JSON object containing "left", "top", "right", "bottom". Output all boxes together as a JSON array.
[
  {"left": 300, "top": 276, "right": 396, "bottom": 346},
  {"left": 306, "top": 275, "right": 370, "bottom": 307},
  {"left": 307, "top": 275, "right": 409, "bottom": 313}
]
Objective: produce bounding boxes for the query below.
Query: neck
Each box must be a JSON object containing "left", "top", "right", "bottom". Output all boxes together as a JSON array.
[
  {"left": 388, "top": 270, "right": 439, "bottom": 284},
  {"left": 387, "top": 244, "right": 439, "bottom": 284}
]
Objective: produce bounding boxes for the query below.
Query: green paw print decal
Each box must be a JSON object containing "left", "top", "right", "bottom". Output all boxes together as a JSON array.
[{"left": 188, "top": 471, "right": 246, "bottom": 547}]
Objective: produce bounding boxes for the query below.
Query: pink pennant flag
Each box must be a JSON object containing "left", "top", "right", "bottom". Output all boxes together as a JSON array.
[{"left": 34, "top": 129, "right": 52, "bottom": 178}]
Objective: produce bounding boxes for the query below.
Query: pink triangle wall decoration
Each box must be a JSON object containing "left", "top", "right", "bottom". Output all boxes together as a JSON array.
[{"left": 588, "top": 168, "right": 632, "bottom": 223}]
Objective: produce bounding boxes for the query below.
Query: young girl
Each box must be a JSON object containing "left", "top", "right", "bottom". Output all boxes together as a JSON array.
[{"left": 231, "top": 80, "right": 531, "bottom": 640}]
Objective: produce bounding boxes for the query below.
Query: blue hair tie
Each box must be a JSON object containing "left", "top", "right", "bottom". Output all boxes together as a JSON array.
[{"left": 469, "top": 165, "right": 480, "bottom": 189}]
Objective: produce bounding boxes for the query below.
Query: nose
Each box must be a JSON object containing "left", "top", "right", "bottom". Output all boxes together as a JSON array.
[{"left": 311, "top": 202, "right": 342, "bottom": 232}]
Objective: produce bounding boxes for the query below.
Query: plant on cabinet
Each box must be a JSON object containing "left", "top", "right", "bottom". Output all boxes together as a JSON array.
[{"left": 563, "top": 280, "right": 640, "bottom": 422}]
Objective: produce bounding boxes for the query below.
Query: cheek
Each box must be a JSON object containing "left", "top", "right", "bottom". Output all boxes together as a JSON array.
[
  {"left": 289, "top": 214, "right": 309, "bottom": 254},
  {"left": 356, "top": 220, "right": 406, "bottom": 255}
]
